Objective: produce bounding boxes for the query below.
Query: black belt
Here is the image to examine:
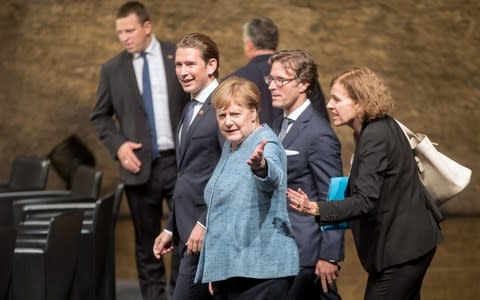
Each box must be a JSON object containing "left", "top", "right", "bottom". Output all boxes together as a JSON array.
[
  {"left": 152, "top": 149, "right": 175, "bottom": 164},
  {"left": 158, "top": 149, "right": 175, "bottom": 156}
]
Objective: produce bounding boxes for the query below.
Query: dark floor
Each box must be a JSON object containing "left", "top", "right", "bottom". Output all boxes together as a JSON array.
[
  {"left": 116, "top": 280, "right": 142, "bottom": 300},
  {"left": 114, "top": 216, "right": 480, "bottom": 300}
]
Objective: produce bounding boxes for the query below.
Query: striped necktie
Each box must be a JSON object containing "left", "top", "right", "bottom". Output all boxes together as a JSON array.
[{"left": 278, "top": 117, "right": 293, "bottom": 142}]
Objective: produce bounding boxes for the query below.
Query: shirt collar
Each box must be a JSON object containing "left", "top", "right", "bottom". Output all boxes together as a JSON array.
[
  {"left": 285, "top": 99, "right": 311, "bottom": 121},
  {"left": 194, "top": 79, "right": 219, "bottom": 104},
  {"left": 133, "top": 35, "right": 159, "bottom": 59}
]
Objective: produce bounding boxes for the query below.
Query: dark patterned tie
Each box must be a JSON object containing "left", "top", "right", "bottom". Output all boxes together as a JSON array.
[
  {"left": 181, "top": 99, "right": 198, "bottom": 145},
  {"left": 140, "top": 52, "right": 158, "bottom": 159},
  {"left": 278, "top": 117, "right": 293, "bottom": 142}
]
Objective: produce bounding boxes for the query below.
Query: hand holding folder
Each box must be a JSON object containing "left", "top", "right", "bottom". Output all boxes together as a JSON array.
[{"left": 321, "top": 176, "right": 350, "bottom": 232}]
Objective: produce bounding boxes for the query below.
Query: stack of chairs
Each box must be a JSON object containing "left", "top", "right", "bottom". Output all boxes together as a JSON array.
[
  {"left": 3, "top": 164, "right": 103, "bottom": 208},
  {"left": 13, "top": 183, "right": 124, "bottom": 300},
  {"left": 0, "top": 223, "right": 16, "bottom": 300},
  {"left": 1, "top": 154, "right": 125, "bottom": 300},
  {"left": 0, "top": 156, "right": 51, "bottom": 300},
  {"left": 12, "top": 211, "right": 84, "bottom": 300}
]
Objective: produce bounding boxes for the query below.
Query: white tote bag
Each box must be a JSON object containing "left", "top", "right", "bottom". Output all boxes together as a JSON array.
[{"left": 395, "top": 119, "right": 472, "bottom": 206}]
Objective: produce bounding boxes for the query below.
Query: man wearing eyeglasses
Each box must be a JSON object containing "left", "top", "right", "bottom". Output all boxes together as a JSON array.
[
  {"left": 268, "top": 50, "right": 344, "bottom": 300},
  {"left": 231, "top": 17, "right": 328, "bottom": 126}
]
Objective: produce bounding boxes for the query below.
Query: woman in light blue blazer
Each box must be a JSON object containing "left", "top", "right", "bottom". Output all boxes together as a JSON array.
[{"left": 195, "top": 76, "right": 299, "bottom": 299}]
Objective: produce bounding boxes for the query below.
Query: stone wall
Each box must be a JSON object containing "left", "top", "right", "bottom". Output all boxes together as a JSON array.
[{"left": 1, "top": 0, "right": 478, "bottom": 214}]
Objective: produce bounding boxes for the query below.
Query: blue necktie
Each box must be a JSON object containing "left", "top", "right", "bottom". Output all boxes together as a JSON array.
[
  {"left": 140, "top": 52, "right": 158, "bottom": 159},
  {"left": 278, "top": 117, "right": 293, "bottom": 142},
  {"left": 181, "top": 99, "right": 198, "bottom": 145}
]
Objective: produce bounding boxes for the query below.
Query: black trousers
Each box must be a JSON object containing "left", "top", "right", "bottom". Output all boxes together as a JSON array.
[
  {"left": 125, "top": 151, "right": 179, "bottom": 300},
  {"left": 212, "top": 276, "right": 293, "bottom": 300},
  {"left": 173, "top": 252, "right": 212, "bottom": 300},
  {"left": 364, "top": 248, "right": 436, "bottom": 300},
  {"left": 287, "top": 267, "right": 342, "bottom": 300}
]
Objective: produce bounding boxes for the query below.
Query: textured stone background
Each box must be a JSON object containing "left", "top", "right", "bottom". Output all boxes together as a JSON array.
[{"left": 0, "top": 0, "right": 478, "bottom": 214}]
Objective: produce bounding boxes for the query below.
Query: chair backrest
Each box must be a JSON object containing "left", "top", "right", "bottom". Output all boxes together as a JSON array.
[
  {"left": 92, "top": 193, "right": 115, "bottom": 293},
  {"left": 11, "top": 211, "right": 83, "bottom": 300},
  {"left": 112, "top": 183, "right": 125, "bottom": 230},
  {"left": 45, "top": 211, "right": 83, "bottom": 300},
  {"left": 99, "top": 183, "right": 124, "bottom": 300},
  {"left": 8, "top": 156, "right": 50, "bottom": 192},
  {"left": 0, "top": 226, "right": 16, "bottom": 299},
  {"left": 70, "top": 165, "right": 103, "bottom": 199}
]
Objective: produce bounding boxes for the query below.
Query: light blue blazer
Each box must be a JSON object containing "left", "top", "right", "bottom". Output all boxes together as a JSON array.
[{"left": 195, "top": 125, "right": 299, "bottom": 283}]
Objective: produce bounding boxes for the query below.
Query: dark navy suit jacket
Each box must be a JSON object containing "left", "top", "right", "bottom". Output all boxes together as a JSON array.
[
  {"left": 274, "top": 104, "right": 344, "bottom": 266},
  {"left": 232, "top": 54, "right": 329, "bottom": 126},
  {"left": 167, "top": 95, "right": 223, "bottom": 254}
]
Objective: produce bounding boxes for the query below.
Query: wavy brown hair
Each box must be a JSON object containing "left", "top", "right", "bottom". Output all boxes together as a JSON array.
[{"left": 330, "top": 67, "right": 394, "bottom": 122}]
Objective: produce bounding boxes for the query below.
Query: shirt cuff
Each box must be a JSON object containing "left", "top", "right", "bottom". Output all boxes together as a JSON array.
[
  {"left": 163, "top": 229, "right": 173, "bottom": 236},
  {"left": 196, "top": 221, "right": 206, "bottom": 230}
]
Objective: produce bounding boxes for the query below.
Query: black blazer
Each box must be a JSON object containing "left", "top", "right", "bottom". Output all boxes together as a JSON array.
[
  {"left": 318, "top": 116, "right": 442, "bottom": 273},
  {"left": 231, "top": 54, "right": 329, "bottom": 126},
  {"left": 91, "top": 40, "right": 189, "bottom": 185},
  {"left": 167, "top": 95, "right": 223, "bottom": 253},
  {"left": 274, "top": 104, "right": 344, "bottom": 266}
]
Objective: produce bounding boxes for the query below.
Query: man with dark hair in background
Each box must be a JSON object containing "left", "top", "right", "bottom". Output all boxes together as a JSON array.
[
  {"left": 90, "top": 2, "right": 188, "bottom": 299},
  {"left": 232, "top": 17, "right": 329, "bottom": 126}
]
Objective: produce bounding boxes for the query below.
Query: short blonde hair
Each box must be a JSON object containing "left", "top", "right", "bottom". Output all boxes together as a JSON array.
[
  {"left": 331, "top": 67, "right": 394, "bottom": 122},
  {"left": 212, "top": 76, "right": 260, "bottom": 115}
]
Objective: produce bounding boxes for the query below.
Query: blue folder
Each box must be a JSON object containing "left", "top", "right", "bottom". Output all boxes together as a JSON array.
[{"left": 320, "top": 176, "right": 350, "bottom": 231}]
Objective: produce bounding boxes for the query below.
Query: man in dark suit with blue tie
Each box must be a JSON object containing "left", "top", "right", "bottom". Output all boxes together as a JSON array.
[
  {"left": 268, "top": 50, "right": 344, "bottom": 300},
  {"left": 232, "top": 17, "right": 328, "bottom": 126},
  {"left": 90, "top": 2, "right": 189, "bottom": 299},
  {"left": 153, "top": 32, "right": 223, "bottom": 300}
]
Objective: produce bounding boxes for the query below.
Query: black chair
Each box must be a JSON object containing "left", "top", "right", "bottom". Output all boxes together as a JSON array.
[
  {"left": 0, "top": 156, "right": 50, "bottom": 192},
  {"left": 0, "top": 226, "right": 16, "bottom": 300},
  {"left": 2, "top": 165, "right": 103, "bottom": 204},
  {"left": 73, "top": 192, "right": 114, "bottom": 300},
  {"left": 15, "top": 184, "right": 124, "bottom": 300},
  {"left": 11, "top": 211, "right": 83, "bottom": 300},
  {"left": 69, "top": 164, "right": 103, "bottom": 200},
  {"left": 3, "top": 165, "right": 102, "bottom": 226},
  {"left": 102, "top": 183, "right": 125, "bottom": 300}
]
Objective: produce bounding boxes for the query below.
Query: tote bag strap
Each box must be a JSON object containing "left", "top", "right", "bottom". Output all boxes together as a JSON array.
[{"left": 394, "top": 119, "right": 419, "bottom": 149}]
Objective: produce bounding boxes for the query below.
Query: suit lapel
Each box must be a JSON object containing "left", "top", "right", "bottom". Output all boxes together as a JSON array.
[
  {"left": 177, "top": 104, "right": 190, "bottom": 165},
  {"left": 160, "top": 42, "right": 176, "bottom": 110},
  {"left": 120, "top": 51, "right": 145, "bottom": 110},
  {"left": 282, "top": 106, "right": 312, "bottom": 147},
  {"left": 178, "top": 96, "right": 213, "bottom": 166}
]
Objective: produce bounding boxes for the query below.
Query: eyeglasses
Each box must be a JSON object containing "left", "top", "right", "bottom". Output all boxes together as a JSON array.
[{"left": 264, "top": 75, "right": 297, "bottom": 88}]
